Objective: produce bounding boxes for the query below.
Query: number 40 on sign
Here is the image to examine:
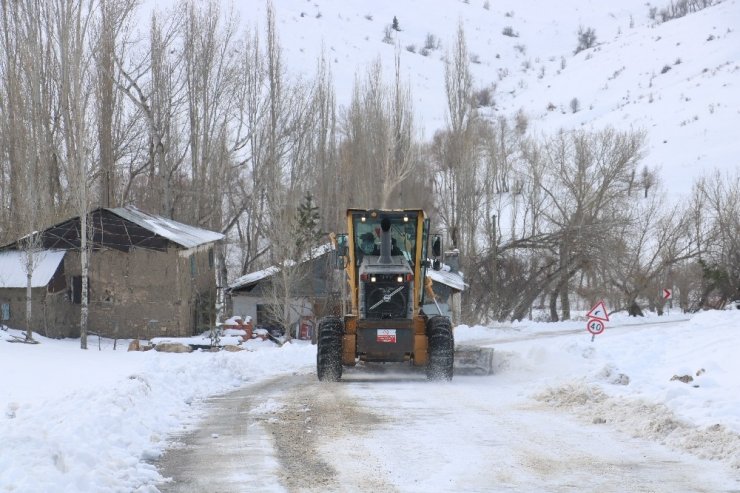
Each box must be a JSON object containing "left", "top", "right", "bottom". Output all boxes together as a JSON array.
[
  {"left": 587, "top": 319, "right": 605, "bottom": 335},
  {"left": 586, "top": 300, "right": 609, "bottom": 342}
]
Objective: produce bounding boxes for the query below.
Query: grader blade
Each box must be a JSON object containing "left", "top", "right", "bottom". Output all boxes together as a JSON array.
[{"left": 453, "top": 345, "right": 494, "bottom": 375}]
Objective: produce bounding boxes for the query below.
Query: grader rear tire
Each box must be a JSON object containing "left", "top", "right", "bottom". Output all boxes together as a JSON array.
[
  {"left": 426, "top": 316, "right": 454, "bottom": 381},
  {"left": 316, "top": 317, "right": 343, "bottom": 381}
]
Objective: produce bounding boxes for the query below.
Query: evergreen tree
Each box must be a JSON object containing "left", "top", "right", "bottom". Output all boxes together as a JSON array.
[
  {"left": 392, "top": 16, "right": 400, "bottom": 31},
  {"left": 295, "top": 192, "right": 324, "bottom": 256}
]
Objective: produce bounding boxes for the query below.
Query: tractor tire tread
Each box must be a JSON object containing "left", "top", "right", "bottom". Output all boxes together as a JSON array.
[
  {"left": 426, "top": 315, "right": 454, "bottom": 381},
  {"left": 317, "top": 316, "right": 344, "bottom": 382}
]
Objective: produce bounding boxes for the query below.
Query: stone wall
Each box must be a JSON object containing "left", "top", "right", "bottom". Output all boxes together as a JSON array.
[
  {"left": 65, "top": 245, "right": 217, "bottom": 339},
  {"left": 1, "top": 245, "right": 218, "bottom": 340},
  {"left": 0, "top": 287, "right": 77, "bottom": 338}
]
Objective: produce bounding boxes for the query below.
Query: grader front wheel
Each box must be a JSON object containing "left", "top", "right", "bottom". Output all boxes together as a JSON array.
[
  {"left": 426, "top": 316, "right": 454, "bottom": 381},
  {"left": 316, "top": 317, "right": 343, "bottom": 381}
]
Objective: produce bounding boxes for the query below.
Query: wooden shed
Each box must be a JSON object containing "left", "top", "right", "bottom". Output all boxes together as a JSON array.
[{"left": 0, "top": 206, "right": 224, "bottom": 339}]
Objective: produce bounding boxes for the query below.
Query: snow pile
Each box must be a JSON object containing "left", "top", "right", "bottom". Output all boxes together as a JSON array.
[
  {"left": 0, "top": 332, "right": 314, "bottom": 492},
  {"left": 151, "top": 329, "right": 248, "bottom": 347},
  {"left": 536, "top": 383, "right": 740, "bottom": 468},
  {"left": 456, "top": 309, "right": 740, "bottom": 469}
]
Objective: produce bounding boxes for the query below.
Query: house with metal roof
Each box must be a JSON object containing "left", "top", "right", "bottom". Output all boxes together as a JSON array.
[
  {"left": 227, "top": 243, "right": 340, "bottom": 339},
  {"left": 0, "top": 206, "right": 224, "bottom": 339},
  {"left": 427, "top": 250, "right": 468, "bottom": 325}
]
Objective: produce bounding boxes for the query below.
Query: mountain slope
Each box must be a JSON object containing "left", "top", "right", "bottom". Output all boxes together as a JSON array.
[{"left": 149, "top": 0, "right": 739, "bottom": 196}]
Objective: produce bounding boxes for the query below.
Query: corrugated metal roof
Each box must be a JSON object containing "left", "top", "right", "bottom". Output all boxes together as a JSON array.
[
  {"left": 109, "top": 206, "right": 224, "bottom": 249},
  {"left": 0, "top": 250, "right": 66, "bottom": 288},
  {"left": 229, "top": 243, "right": 333, "bottom": 291},
  {"left": 427, "top": 268, "right": 467, "bottom": 291},
  {"left": 229, "top": 266, "right": 280, "bottom": 290}
]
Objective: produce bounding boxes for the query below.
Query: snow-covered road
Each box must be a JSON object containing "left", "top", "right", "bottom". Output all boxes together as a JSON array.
[
  {"left": 329, "top": 369, "right": 737, "bottom": 492},
  {"left": 156, "top": 315, "right": 740, "bottom": 492}
]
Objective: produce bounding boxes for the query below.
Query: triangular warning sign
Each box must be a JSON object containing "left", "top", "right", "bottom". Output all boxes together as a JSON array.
[{"left": 586, "top": 301, "right": 609, "bottom": 322}]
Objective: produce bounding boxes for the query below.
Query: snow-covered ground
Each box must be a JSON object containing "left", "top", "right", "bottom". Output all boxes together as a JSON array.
[
  {"left": 2, "top": 308, "right": 739, "bottom": 491},
  {"left": 0, "top": 332, "right": 315, "bottom": 492}
]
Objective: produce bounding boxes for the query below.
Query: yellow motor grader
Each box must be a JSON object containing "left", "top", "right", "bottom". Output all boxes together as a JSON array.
[{"left": 316, "top": 208, "right": 492, "bottom": 381}]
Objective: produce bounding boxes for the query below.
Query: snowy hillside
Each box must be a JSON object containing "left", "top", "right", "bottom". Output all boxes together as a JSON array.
[{"left": 147, "top": 0, "right": 739, "bottom": 197}]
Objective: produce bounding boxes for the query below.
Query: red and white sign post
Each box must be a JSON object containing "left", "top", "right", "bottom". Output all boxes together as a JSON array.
[
  {"left": 586, "top": 300, "right": 609, "bottom": 342},
  {"left": 662, "top": 288, "right": 673, "bottom": 314}
]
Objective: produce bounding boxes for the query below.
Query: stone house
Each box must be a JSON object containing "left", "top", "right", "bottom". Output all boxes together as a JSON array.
[{"left": 0, "top": 206, "right": 223, "bottom": 339}]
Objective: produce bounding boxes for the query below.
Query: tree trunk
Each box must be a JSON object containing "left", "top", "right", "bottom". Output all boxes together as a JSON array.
[
  {"left": 628, "top": 300, "right": 644, "bottom": 317},
  {"left": 97, "top": 0, "right": 115, "bottom": 207},
  {"left": 549, "top": 290, "right": 559, "bottom": 322},
  {"left": 80, "top": 212, "right": 88, "bottom": 349},
  {"left": 559, "top": 240, "right": 571, "bottom": 320},
  {"left": 25, "top": 270, "right": 33, "bottom": 342},
  {"left": 560, "top": 283, "right": 571, "bottom": 320},
  {"left": 216, "top": 245, "right": 229, "bottom": 323}
]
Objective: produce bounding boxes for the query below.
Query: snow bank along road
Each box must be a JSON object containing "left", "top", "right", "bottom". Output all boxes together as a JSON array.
[{"left": 156, "top": 320, "right": 740, "bottom": 492}]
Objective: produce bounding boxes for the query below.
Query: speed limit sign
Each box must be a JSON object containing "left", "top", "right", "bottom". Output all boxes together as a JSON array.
[{"left": 586, "top": 318, "right": 605, "bottom": 335}]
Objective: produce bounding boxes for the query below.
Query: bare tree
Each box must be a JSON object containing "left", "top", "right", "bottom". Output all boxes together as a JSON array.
[
  {"left": 486, "top": 128, "right": 648, "bottom": 322},
  {"left": 600, "top": 192, "right": 694, "bottom": 316},
  {"left": 263, "top": 205, "right": 312, "bottom": 342},
  {"left": 436, "top": 21, "right": 482, "bottom": 268},
  {"left": 96, "top": 0, "right": 114, "bottom": 207},
  {"left": 182, "top": 1, "right": 240, "bottom": 230},
  {"left": 308, "top": 51, "right": 340, "bottom": 234},
  {"left": 20, "top": 233, "right": 44, "bottom": 342},
  {"left": 232, "top": 2, "right": 309, "bottom": 280},
  {"left": 338, "top": 53, "right": 420, "bottom": 211},
  {"left": 53, "top": 0, "right": 96, "bottom": 349},
  {"left": 231, "top": 24, "right": 269, "bottom": 275},
  {"left": 228, "top": 3, "right": 328, "bottom": 336},
  {"left": 2, "top": 0, "right": 66, "bottom": 340},
  {"left": 574, "top": 26, "right": 597, "bottom": 54},
  {"left": 0, "top": 1, "right": 60, "bottom": 233},
  {"left": 694, "top": 170, "right": 740, "bottom": 306},
  {"left": 383, "top": 50, "right": 417, "bottom": 208},
  {"left": 115, "top": 8, "right": 188, "bottom": 215},
  {"left": 537, "top": 129, "right": 646, "bottom": 320},
  {"left": 94, "top": 0, "right": 137, "bottom": 208},
  {"left": 0, "top": 0, "right": 26, "bottom": 231}
]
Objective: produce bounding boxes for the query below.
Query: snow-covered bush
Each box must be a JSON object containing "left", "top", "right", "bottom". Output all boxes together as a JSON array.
[{"left": 574, "top": 26, "right": 597, "bottom": 54}]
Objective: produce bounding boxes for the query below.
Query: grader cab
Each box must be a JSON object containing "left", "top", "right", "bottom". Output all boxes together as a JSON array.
[{"left": 316, "top": 209, "right": 455, "bottom": 381}]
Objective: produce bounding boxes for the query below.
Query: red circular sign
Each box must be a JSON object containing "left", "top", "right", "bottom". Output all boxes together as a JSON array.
[{"left": 586, "top": 318, "right": 605, "bottom": 335}]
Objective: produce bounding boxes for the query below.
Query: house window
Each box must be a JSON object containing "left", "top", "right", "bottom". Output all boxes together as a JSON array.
[
  {"left": 1, "top": 303, "right": 9, "bottom": 321},
  {"left": 208, "top": 249, "right": 214, "bottom": 269},
  {"left": 72, "top": 276, "right": 89, "bottom": 305},
  {"left": 256, "top": 304, "right": 279, "bottom": 327},
  {"left": 190, "top": 255, "right": 197, "bottom": 277}
]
